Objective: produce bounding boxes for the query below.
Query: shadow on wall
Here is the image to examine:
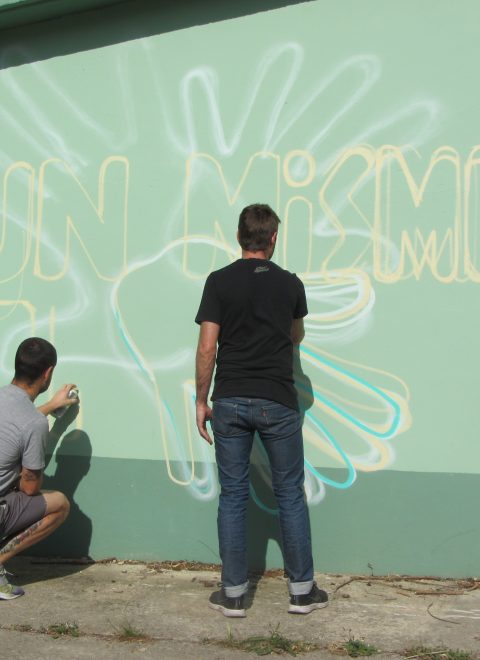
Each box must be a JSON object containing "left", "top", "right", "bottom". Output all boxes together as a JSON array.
[
  {"left": 247, "top": 348, "right": 314, "bottom": 576},
  {"left": 31, "top": 419, "right": 93, "bottom": 560}
]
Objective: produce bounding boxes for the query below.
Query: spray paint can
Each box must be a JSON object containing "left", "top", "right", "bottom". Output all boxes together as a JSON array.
[{"left": 52, "top": 387, "right": 79, "bottom": 419}]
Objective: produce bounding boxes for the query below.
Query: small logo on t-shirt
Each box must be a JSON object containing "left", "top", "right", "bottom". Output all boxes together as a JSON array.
[{"left": 254, "top": 266, "right": 270, "bottom": 273}]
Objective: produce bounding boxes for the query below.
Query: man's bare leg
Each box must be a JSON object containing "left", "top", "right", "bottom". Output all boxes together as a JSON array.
[{"left": 0, "top": 491, "right": 70, "bottom": 564}]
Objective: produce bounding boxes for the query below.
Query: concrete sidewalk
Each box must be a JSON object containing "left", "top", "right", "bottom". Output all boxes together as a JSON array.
[{"left": 0, "top": 557, "right": 478, "bottom": 659}]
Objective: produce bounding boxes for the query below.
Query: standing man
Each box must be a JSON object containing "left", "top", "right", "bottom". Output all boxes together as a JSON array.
[
  {"left": 0, "top": 337, "right": 75, "bottom": 599},
  {"left": 195, "top": 203, "right": 328, "bottom": 617}
]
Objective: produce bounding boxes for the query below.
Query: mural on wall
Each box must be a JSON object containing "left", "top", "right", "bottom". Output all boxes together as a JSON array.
[{"left": 1, "top": 1, "right": 479, "bottom": 526}]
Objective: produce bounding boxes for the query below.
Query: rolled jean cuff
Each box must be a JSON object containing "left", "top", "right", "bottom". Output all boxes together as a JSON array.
[
  {"left": 224, "top": 581, "right": 249, "bottom": 598},
  {"left": 289, "top": 579, "right": 314, "bottom": 596}
]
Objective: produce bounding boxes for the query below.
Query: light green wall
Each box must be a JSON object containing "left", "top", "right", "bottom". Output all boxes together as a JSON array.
[{"left": 1, "top": 0, "right": 479, "bottom": 576}]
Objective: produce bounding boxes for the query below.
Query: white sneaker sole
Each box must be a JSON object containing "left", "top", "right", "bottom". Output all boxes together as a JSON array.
[
  {"left": 288, "top": 600, "right": 328, "bottom": 614},
  {"left": 208, "top": 602, "right": 246, "bottom": 618},
  {"left": 0, "top": 590, "right": 24, "bottom": 600}
]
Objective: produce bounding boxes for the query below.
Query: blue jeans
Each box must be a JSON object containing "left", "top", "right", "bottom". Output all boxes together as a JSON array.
[{"left": 212, "top": 397, "right": 314, "bottom": 598}]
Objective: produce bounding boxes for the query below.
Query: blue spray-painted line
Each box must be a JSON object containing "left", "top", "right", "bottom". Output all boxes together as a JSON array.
[
  {"left": 304, "top": 409, "right": 356, "bottom": 489},
  {"left": 114, "top": 309, "right": 151, "bottom": 380},
  {"left": 300, "top": 345, "right": 401, "bottom": 439}
]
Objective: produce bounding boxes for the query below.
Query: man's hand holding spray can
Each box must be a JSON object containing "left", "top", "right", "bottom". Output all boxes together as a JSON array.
[{"left": 52, "top": 386, "right": 80, "bottom": 419}]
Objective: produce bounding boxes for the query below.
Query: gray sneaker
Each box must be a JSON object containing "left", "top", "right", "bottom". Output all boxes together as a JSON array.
[
  {"left": 0, "top": 566, "right": 24, "bottom": 600},
  {"left": 288, "top": 583, "right": 328, "bottom": 614}
]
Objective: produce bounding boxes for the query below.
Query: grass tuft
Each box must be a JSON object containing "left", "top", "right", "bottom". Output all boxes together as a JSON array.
[
  {"left": 44, "top": 622, "right": 80, "bottom": 638},
  {"left": 329, "top": 636, "right": 378, "bottom": 657},
  {"left": 113, "top": 620, "right": 150, "bottom": 642},
  {"left": 205, "top": 625, "right": 319, "bottom": 656}
]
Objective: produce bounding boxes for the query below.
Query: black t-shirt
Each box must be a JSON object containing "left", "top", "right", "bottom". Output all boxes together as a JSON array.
[{"left": 195, "top": 258, "right": 308, "bottom": 410}]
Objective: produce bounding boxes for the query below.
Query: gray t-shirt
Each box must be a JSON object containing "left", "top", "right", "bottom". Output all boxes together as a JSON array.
[{"left": 0, "top": 384, "right": 48, "bottom": 496}]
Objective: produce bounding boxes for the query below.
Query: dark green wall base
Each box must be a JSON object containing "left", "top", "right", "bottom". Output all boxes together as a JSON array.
[{"left": 31, "top": 457, "right": 480, "bottom": 578}]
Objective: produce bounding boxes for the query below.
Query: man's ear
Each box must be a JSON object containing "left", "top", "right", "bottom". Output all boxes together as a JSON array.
[
  {"left": 43, "top": 365, "right": 54, "bottom": 382},
  {"left": 271, "top": 231, "right": 278, "bottom": 245}
]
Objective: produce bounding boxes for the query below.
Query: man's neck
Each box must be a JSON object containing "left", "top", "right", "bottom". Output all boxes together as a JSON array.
[
  {"left": 241, "top": 249, "right": 270, "bottom": 260},
  {"left": 11, "top": 379, "right": 38, "bottom": 402}
]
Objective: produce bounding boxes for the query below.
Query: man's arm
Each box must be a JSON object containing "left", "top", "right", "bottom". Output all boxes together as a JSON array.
[
  {"left": 195, "top": 321, "right": 220, "bottom": 445},
  {"left": 18, "top": 467, "right": 43, "bottom": 496},
  {"left": 37, "top": 384, "right": 78, "bottom": 416},
  {"left": 291, "top": 318, "right": 305, "bottom": 345}
]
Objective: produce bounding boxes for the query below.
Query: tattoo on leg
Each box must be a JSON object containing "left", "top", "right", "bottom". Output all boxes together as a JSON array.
[{"left": 0, "top": 519, "right": 43, "bottom": 554}]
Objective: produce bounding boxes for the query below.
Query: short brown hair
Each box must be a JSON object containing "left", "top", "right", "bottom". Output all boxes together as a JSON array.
[{"left": 238, "top": 204, "right": 280, "bottom": 251}]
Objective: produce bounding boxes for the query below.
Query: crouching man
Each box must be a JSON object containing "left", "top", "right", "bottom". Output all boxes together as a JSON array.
[{"left": 0, "top": 337, "right": 77, "bottom": 599}]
